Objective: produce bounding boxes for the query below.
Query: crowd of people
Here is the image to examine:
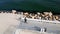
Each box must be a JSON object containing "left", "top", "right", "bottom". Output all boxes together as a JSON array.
[{"left": 23, "top": 12, "right": 60, "bottom": 21}]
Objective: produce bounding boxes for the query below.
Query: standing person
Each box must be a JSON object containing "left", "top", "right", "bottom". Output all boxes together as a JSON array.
[{"left": 24, "top": 17, "right": 27, "bottom": 23}]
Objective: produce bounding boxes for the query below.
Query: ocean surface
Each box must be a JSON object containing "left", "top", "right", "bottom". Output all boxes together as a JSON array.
[{"left": 0, "top": 0, "right": 60, "bottom": 14}]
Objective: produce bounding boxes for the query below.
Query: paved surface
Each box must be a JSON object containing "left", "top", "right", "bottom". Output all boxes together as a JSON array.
[
  {"left": 18, "top": 19, "right": 60, "bottom": 34},
  {"left": 0, "top": 13, "right": 20, "bottom": 34},
  {"left": 0, "top": 13, "right": 60, "bottom": 34},
  {"left": 15, "top": 29, "right": 53, "bottom": 34}
]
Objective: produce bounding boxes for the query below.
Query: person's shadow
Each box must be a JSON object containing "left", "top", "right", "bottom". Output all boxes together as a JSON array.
[{"left": 34, "top": 26, "right": 41, "bottom": 31}]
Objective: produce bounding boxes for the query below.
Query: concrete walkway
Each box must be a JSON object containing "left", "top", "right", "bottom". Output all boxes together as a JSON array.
[{"left": 0, "top": 13, "right": 20, "bottom": 34}]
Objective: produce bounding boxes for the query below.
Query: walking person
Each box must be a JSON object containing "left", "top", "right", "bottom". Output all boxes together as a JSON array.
[{"left": 24, "top": 17, "right": 27, "bottom": 23}]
